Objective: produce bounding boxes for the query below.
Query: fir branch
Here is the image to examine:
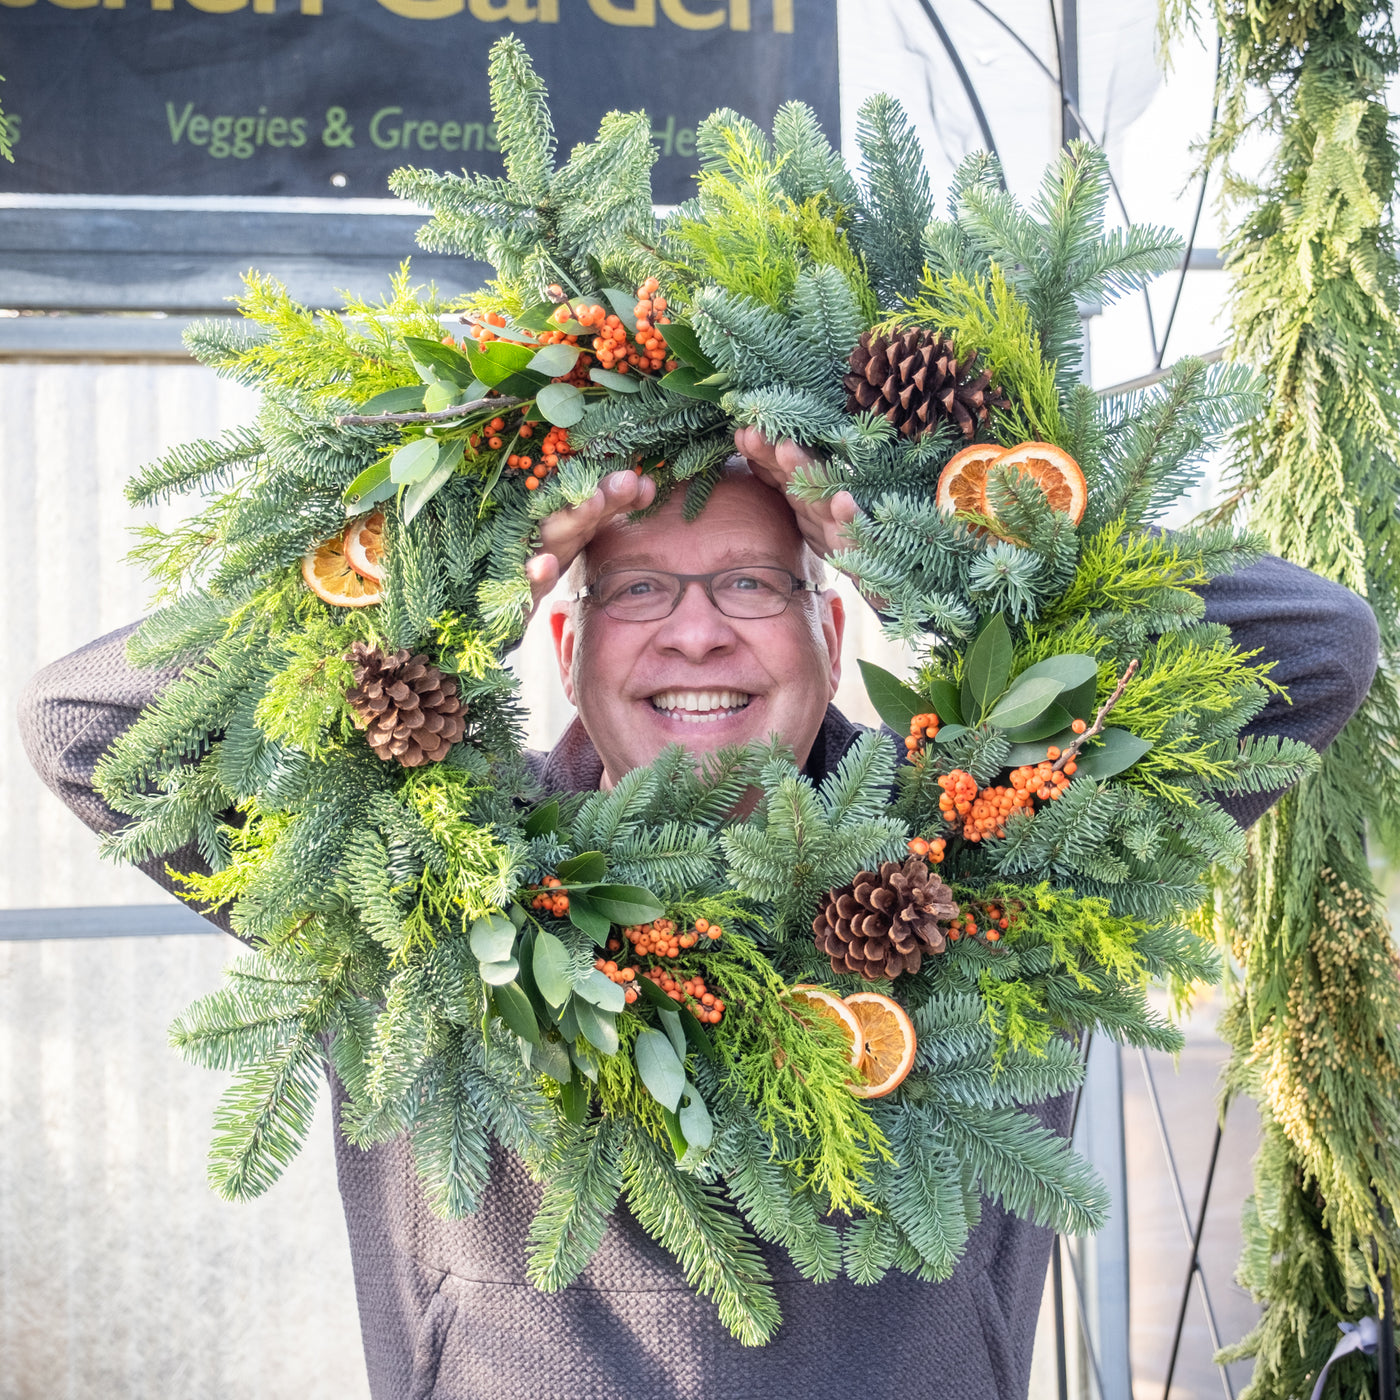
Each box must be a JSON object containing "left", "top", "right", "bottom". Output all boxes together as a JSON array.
[
  {"left": 930, "top": 1100, "right": 1108, "bottom": 1235},
  {"left": 412, "top": 1031, "right": 495, "bottom": 1219},
  {"left": 526, "top": 1118, "right": 624, "bottom": 1291},
  {"left": 621, "top": 1122, "right": 782, "bottom": 1346}
]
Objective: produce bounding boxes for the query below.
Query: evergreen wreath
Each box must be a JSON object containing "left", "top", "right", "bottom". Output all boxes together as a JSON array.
[{"left": 96, "top": 37, "right": 1317, "bottom": 1346}]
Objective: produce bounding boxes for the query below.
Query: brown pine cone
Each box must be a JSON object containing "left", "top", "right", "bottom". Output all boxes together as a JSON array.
[
  {"left": 812, "top": 856, "right": 960, "bottom": 980},
  {"left": 345, "top": 641, "right": 466, "bottom": 768},
  {"left": 843, "top": 328, "right": 1009, "bottom": 439}
]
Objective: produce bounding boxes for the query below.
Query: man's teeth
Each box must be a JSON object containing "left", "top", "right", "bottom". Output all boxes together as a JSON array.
[{"left": 650, "top": 689, "right": 753, "bottom": 722}]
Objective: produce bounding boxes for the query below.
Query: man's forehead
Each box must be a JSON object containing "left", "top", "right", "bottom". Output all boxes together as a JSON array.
[
  {"left": 587, "top": 473, "right": 803, "bottom": 571},
  {"left": 597, "top": 539, "right": 793, "bottom": 571}
]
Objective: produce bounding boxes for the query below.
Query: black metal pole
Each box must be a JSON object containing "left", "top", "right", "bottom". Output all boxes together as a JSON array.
[
  {"left": 1057, "top": 0, "right": 1081, "bottom": 145},
  {"left": 1162, "top": 1120, "right": 1224, "bottom": 1400},
  {"left": 913, "top": 0, "right": 1004, "bottom": 173},
  {"left": 1381, "top": 1267, "right": 1396, "bottom": 1400},
  {"left": 1054, "top": 1238, "right": 1069, "bottom": 1400},
  {"left": 1138, "top": 1050, "right": 1235, "bottom": 1399}
]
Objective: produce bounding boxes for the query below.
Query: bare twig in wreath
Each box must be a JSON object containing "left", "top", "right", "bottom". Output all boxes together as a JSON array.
[
  {"left": 335, "top": 396, "right": 524, "bottom": 427},
  {"left": 1052, "top": 658, "right": 1140, "bottom": 772}
]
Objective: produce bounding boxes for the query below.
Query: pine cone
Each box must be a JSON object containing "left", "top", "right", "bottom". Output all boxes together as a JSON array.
[
  {"left": 812, "top": 856, "right": 960, "bottom": 980},
  {"left": 843, "top": 329, "right": 1009, "bottom": 439},
  {"left": 345, "top": 642, "right": 466, "bottom": 768}
]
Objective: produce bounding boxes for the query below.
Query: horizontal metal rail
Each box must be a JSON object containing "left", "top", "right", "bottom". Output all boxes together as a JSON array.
[{"left": 0, "top": 904, "right": 218, "bottom": 939}]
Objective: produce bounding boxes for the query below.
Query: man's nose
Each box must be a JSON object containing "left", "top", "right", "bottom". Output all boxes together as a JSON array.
[{"left": 651, "top": 580, "right": 739, "bottom": 659}]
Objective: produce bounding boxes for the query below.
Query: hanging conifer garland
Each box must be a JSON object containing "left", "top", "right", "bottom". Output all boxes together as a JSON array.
[
  {"left": 1164, "top": 2, "right": 1400, "bottom": 1393},
  {"left": 94, "top": 38, "right": 1316, "bottom": 1346}
]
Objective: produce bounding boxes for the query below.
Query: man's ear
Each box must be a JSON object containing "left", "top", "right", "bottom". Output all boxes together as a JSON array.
[
  {"left": 549, "top": 602, "right": 579, "bottom": 706},
  {"left": 821, "top": 589, "right": 845, "bottom": 699}
]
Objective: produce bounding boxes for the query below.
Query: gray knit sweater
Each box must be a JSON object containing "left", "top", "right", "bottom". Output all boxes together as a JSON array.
[{"left": 17, "top": 553, "right": 1378, "bottom": 1400}]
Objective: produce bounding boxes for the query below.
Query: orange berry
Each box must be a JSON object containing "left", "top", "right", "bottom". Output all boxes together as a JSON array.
[
  {"left": 1065, "top": 761, "right": 1077, "bottom": 776},
  {"left": 525, "top": 477, "right": 539, "bottom": 490},
  {"left": 1046, "top": 747, "right": 1061, "bottom": 761},
  {"left": 1071, "top": 718, "right": 1087, "bottom": 734}
]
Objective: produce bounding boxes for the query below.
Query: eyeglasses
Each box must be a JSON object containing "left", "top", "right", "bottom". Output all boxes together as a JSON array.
[{"left": 571, "top": 566, "right": 822, "bottom": 622}]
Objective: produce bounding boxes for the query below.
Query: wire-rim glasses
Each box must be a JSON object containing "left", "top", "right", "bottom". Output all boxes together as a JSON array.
[{"left": 571, "top": 566, "right": 821, "bottom": 622}]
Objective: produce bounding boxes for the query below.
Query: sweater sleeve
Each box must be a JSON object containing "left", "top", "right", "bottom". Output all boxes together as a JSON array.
[
  {"left": 16, "top": 621, "right": 235, "bottom": 934},
  {"left": 1198, "top": 553, "right": 1379, "bottom": 829}
]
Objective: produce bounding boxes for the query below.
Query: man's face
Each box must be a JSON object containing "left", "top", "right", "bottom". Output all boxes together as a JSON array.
[{"left": 549, "top": 471, "right": 845, "bottom": 787}]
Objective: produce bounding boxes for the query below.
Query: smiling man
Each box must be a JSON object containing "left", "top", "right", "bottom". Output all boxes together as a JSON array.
[
  {"left": 17, "top": 433, "right": 1381, "bottom": 1400},
  {"left": 520, "top": 429, "right": 866, "bottom": 803},
  {"left": 547, "top": 464, "right": 843, "bottom": 788}
]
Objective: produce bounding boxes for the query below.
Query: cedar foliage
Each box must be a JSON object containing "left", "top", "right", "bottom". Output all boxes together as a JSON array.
[
  {"left": 95, "top": 37, "right": 1315, "bottom": 1347},
  {"left": 1162, "top": 3, "right": 1400, "bottom": 1393}
]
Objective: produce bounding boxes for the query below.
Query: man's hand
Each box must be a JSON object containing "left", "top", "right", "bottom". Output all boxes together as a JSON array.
[
  {"left": 733, "top": 426, "right": 860, "bottom": 563},
  {"left": 526, "top": 470, "right": 657, "bottom": 616}
]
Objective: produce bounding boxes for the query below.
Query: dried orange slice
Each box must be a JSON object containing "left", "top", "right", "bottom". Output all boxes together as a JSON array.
[
  {"left": 302, "top": 531, "right": 382, "bottom": 608},
  {"left": 343, "top": 510, "right": 386, "bottom": 582},
  {"left": 843, "top": 991, "right": 917, "bottom": 1099},
  {"left": 988, "top": 441, "right": 1087, "bottom": 524},
  {"left": 936, "top": 442, "right": 1007, "bottom": 517},
  {"left": 789, "top": 984, "right": 865, "bottom": 1073}
]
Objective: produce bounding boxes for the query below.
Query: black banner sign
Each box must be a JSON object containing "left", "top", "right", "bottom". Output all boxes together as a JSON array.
[{"left": 0, "top": 1, "right": 838, "bottom": 204}]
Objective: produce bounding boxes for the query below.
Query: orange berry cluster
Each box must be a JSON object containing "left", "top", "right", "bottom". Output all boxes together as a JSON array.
[
  {"left": 938, "top": 745, "right": 1080, "bottom": 843},
  {"left": 593, "top": 956, "right": 640, "bottom": 1003},
  {"left": 1009, "top": 755, "right": 1076, "bottom": 800},
  {"left": 630, "top": 277, "right": 679, "bottom": 374},
  {"left": 563, "top": 302, "right": 631, "bottom": 375},
  {"left": 904, "top": 711, "right": 941, "bottom": 754},
  {"left": 477, "top": 415, "right": 510, "bottom": 452},
  {"left": 941, "top": 768, "right": 1035, "bottom": 842},
  {"left": 620, "top": 917, "right": 723, "bottom": 958},
  {"left": 642, "top": 965, "right": 726, "bottom": 1024},
  {"left": 507, "top": 422, "right": 575, "bottom": 491},
  {"left": 948, "top": 896, "right": 1017, "bottom": 945},
  {"left": 530, "top": 875, "right": 570, "bottom": 917},
  {"left": 906, "top": 834, "right": 948, "bottom": 865},
  {"left": 465, "top": 311, "right": 511, "bottom": 345}
]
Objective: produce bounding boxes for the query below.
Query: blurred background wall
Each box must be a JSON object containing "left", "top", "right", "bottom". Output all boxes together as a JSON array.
[{"left": 0, "top": 5, "right": 1265, "bottom": 1396}]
